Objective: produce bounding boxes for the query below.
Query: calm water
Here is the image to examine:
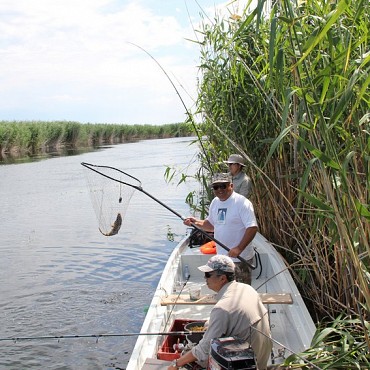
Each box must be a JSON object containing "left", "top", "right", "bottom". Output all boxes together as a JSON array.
[{"left": 0, "top": 137, "right": 199, "bottom": 369}]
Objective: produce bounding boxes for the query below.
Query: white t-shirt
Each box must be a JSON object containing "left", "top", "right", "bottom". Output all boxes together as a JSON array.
[{"left": 206, "top": 191, "right": 257, "bottom": 261}]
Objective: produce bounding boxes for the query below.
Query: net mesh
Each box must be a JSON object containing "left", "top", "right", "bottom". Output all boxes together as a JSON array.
[{"left": 82, "top": 163, "right": 141, "bottom": 236}]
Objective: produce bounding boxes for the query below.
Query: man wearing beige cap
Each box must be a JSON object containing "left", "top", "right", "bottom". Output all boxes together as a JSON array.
[
  {"left": 167, "top": 255, "right": 272, "bottom": 370},
  {"left": 224, "top": 154, "right": 252, "bottom": 198}
]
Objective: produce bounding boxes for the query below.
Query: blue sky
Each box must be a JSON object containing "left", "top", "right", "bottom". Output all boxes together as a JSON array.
[{"left": 0, "top": 0, "right": 248, "bottom": 125}]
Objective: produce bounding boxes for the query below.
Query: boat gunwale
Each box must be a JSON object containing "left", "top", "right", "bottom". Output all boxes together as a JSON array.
[
  {"left": 127, "top": 233, "right": 316, "bottom": 370},
  {"left": 126, "top": 236, "right": 189, "bottom": 370}
]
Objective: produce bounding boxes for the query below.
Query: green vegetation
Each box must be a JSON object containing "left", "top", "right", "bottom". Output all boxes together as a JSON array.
[
  {"left": 284, "top": 315, "right": 369, "bottom": 369},
  {"left": 179, "top": 0, "right": 369, "bottom": 367},
  {"left": 0, "top": 120, "right": 192, "bottom": 159}
]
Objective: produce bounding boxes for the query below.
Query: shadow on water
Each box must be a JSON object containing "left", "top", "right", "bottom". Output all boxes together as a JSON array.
[{"left": 0, "top": 146, "right": 106, "bottom": 165}]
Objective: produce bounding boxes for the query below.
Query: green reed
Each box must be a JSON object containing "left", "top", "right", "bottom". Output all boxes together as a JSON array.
[
  {"left": 187, "top": 0, "right": 369, "bottom": 366},
  {"left": 283, "top": 315, "right": 369, "bottom": 369},
  {"left": 0, "top": 120, "right": 192, "bottom": 158}
]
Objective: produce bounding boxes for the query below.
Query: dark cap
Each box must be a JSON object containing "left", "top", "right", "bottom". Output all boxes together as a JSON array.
[{"left": 211, "top": 173, "right": 232, "bottom": 185}]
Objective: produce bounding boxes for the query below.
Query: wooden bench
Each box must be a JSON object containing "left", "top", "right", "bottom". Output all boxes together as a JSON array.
[{"left": 161, "top": 293, "right": 292, "bottom": 306}]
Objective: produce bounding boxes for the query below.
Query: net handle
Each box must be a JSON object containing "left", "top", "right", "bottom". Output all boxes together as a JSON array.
[{"left": 81, "top": 162, "right": 255, "bottom": 268}]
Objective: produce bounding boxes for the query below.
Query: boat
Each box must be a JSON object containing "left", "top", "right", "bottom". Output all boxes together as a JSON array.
[{"left": 126, "top": 232, "right": 316, "bottom": 370}]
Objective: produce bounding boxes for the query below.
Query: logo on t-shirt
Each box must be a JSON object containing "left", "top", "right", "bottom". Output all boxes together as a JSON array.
[{"left": 216, "top": 208, "right": 227, "bottom": 224}]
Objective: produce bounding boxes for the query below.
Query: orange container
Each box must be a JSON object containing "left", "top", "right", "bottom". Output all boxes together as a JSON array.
[{"left": 157, "top": 319, "right": 200, "bottom": 361}]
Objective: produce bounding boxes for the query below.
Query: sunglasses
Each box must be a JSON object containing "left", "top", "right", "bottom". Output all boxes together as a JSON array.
[
  {"left": 212, "top": 184, "right": 228, "bottom": 191},
  {"left": 204, "top": 271, "right": 217, "bottom": 278}
]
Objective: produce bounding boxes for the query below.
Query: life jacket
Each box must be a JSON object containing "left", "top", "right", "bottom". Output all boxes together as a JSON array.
[{"left": 200, "top": 240, "right": 216, "bottom": 254}]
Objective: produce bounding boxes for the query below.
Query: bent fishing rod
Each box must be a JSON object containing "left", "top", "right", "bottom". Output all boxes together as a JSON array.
[{"left": 81, "top": 162, "right": 255, "bottom": 268}]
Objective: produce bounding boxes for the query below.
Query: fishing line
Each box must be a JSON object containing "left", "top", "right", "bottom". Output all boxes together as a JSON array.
[
  {"left": 127, "top": 41, "right": 213, "bottom": 174},
  {"left": 255, "top": 259, "right": 304, "bottom": 291},
  {"left": 0, "top": 329, "right": 317, "bottom": 369},
  {"left": 250, "top": 326, "right": 321, "bottom": 370},
  {"left": 162, "top": 273, "right": 191, "bottom": 333},
  {"left": 1, "top": 330, "right": 318, "bottom": 370},
  {"left": 0, "top": 331, "right": 205, "bottom": 343},
  {"left": 119, "top": 181, "right": 122, "bottom": 203}
]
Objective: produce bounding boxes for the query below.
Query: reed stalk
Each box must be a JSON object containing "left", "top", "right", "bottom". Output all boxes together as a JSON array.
[{"left": 187, "top": 0, "right": 369, "bottom": 366}]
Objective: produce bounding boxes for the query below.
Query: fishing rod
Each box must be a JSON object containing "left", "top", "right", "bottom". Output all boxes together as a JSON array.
[
  {"left": 127, "top": 42, "right": 214, "bottom": 174},
  {"left": 0, "top": 330, "right": 205, "bottom": 343},
  {"left": 81, "top": 162, "right": 256, "bottom": 268},
  {"left": 3, "top": 329, "right": 320, "bottom": 370}
]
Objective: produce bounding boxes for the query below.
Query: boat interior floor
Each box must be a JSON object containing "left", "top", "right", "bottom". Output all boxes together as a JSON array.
[{"left": 142, "top": 357, "right": 290, "bottom": 370}]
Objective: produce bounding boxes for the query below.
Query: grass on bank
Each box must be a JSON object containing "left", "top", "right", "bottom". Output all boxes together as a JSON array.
[{"left": 0, "top": 120, "right": 192, "bottom": 158}]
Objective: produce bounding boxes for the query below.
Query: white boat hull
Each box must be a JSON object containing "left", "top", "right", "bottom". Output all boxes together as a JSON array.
[{"left": 127, "top": 232, "right": 316, "bottom": 369}]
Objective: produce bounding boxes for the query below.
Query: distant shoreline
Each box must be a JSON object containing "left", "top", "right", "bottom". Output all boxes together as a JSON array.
[{"left": 0, "top": 120, "right": 193, "bottom": 162}]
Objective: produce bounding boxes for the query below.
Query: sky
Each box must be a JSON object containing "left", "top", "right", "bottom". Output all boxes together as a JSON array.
[{"left": 0, "top": 0, "right": 249, "bottom": 125}]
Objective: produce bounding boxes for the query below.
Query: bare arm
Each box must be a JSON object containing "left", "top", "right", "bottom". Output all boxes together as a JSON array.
[
  {"left": 167, "top": 349, "right": 198, "bottom": 369},
  {"left": 183, "top": 217, "right": 214, "bottom": 232},
  {"left": 228, "top": 226, "right": 258, "bottom": 258}
]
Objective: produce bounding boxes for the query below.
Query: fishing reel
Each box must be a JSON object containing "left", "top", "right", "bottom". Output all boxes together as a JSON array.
[{"left": 173, "top": 342, "right": 185, "bottom": 353}]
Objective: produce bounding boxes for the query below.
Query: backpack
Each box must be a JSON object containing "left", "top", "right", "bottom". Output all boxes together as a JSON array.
[{"left": 188, "top": 228, "right": 214, "bottom": 248}]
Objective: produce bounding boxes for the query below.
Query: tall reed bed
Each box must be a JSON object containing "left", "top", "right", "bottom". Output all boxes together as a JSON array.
[
  {"left": 0, "top": 120, "right": 191, "bottom": 158},
  {"left": 189, "top": 0, "right": 369, "bottom": 365}
]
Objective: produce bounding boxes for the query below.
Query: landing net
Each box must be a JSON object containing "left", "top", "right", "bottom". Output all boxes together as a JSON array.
[{"left": 82, "top": 163, "right": 142, "bottom": 236}]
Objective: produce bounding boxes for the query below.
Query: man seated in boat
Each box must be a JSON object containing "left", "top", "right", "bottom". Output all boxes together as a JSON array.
[
  {"left": 167, "top": 255, "right": 272, "bottom": 370},
  {"left": 183, "top": 173, "right": 258, "bottom": 284}
]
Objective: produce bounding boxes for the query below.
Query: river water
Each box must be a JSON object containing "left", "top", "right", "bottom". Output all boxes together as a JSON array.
[{"left": 0, "top": 137, "right": 199, "bottom": 369}]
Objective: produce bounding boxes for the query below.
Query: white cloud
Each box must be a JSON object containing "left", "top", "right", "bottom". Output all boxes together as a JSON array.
[{"left": 0, "top": 0, "right": 251, "bottom": 124}]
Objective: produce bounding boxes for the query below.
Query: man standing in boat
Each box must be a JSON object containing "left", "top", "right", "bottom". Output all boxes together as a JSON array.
[
  {"left": 167, "top": 255, "right": 272, "bottom": 370},
  {"left": 223, "top": 153, "right": 252, "bottom": 198},
  {"left": 183, "top": 173, "right": 257, "bottom": 284}
]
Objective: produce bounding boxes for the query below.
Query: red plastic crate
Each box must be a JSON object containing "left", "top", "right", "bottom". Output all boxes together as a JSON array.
[{"left": 157, "top": 319, "right": 203, "bottom": 361}]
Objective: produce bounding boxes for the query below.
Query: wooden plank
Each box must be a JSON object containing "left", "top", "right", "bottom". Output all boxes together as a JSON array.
[
  {"left": 142, "top": 358, "right": 170, "bottom": 369},
  {"left": 261, "top": 293, "right": 293, "bottom": 304},
  {"left": 161, "top": 293, "right": 292, "bottom": 306}
]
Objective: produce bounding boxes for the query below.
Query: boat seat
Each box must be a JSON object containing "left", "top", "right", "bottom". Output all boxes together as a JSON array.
[{"left": 161, "top": 293, "right": 293, "bottom": 306}]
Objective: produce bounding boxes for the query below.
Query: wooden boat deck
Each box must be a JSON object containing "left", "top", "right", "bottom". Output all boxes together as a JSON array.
[{"left": 161, "top": 292, "right": 293, "bottom": 305}]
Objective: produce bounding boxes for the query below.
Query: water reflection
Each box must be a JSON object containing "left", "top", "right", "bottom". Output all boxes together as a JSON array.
[
  {"left": 0, "top": 137, "right": 198, "bottom": 369},
  {"left": 0, "top": 146, "right": 102, "bottom": 165}
]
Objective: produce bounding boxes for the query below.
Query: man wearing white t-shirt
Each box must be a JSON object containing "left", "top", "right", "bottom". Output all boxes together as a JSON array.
[{"left": 184, "top": 173, "right": 258, "bottom": 284}]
